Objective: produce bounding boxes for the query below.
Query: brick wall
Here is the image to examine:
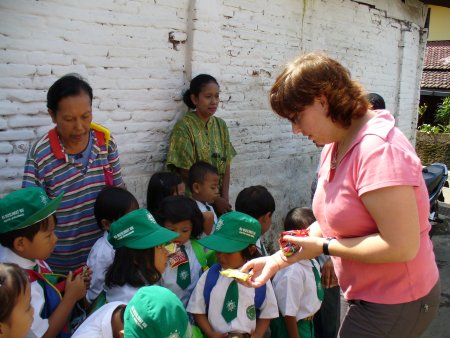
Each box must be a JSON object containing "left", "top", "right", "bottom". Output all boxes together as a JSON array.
[{"left": 0, "top": 0, "right": 428, "bottom": 247}]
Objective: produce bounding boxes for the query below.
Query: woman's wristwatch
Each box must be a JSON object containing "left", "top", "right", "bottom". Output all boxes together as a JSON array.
[{"left": 323, "top": 237, "right": 336, "bottom": 256}]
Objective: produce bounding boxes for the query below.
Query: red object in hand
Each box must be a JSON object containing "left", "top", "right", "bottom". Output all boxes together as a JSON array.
[{"left": 279, "top": 229, "right": 310, "bottom": 256}]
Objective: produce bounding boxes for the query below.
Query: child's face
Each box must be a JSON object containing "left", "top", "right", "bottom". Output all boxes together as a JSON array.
[
  {"left": 259, "top": 212, "right": 273, "bottom": 235},
  {"left": 193, "top": 173, "right": 219, "bottom": 204},
  {"left": 174, "top": 183, "right": 185, "bottom": 196},
  {"left": 49, "top": 92, "right": 92, "bottom": 149},
  {"left": 19, "top": 217, "right": 58, "bottom": 261},
  {"left": 0, "top": 283, "right": 34, "bottom": 338},
  {"left": 153, "top": 245, "right": 169, "bottom": 274},
  {"left": 191, "top": 82, "right": 220, "bottom": 121},
  {"left": 216, "top": 251, "right": 246, "bottom": 270},
  {"left": 164, "top": 220, "right": 192, "bottom": 245}
]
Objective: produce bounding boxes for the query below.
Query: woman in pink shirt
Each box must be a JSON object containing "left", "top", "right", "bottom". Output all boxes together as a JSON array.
[{"left": 242, "top": 52, "right": 440, "bottom": 337}]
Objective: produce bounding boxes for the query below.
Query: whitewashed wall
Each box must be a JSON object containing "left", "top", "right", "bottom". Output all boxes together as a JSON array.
[{"left": 0, "top": 0, "right": 427, "bottom": 249}]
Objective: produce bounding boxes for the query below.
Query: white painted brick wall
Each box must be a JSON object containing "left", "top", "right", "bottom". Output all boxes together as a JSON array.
[{"left": 0, "top": 0, "right": 428, "bottom": 248}]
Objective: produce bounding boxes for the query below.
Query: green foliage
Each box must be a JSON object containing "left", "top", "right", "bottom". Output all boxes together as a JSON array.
[
  {"left": 418, "top": 103, "right": 427, "bottom": 118},
  {"left": 418, "top": 123, "right": 450, "bottom": 134},
  {"left": 435, "top": 97, "right": 450, "bottom": 126}
]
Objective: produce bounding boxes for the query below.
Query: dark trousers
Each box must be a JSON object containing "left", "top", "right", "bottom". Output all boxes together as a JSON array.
[
  {"left": 339, "top": 280, "right": 440, "bottom": 338},
  {"left": 314, "top": 285, "right": 341, "bottom": 338}
]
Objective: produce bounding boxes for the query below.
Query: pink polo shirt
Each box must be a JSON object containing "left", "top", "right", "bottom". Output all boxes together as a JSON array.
[{"left": 313, "top": 110, "right": 439, "bottom": 304}]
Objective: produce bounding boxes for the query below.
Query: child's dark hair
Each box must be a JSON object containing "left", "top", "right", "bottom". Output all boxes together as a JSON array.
[
  {"left": 0, "top": 215, "right": 55, "bottom": 249},
  {"left": 366, "top": 92, "right": 385, "bottom": 110},
  {"left": 105, "top": 247, "right": 161, "bottom": 288},
  {"left": 284, "top": 207, "right": 316, "bottom": 231},
  {"left": 235, "top": 185, "right": 275, "bottom": 219},
  {"left": 94, "top": 186, "right": 139, "bottom": 230},
  {"left": 157, "top": 196, "right": 204, "bottom": 239},
  {"left": 47, "top": 73, "right": 93, "bottom": 113},
  {"left": 146, "top": 172, "right": 183, "bottom": 214},
  {"left": 188, "top": 161, "right": 219, "bottom": 191},
  {"left": 241, "top": 245, "right": 262, "bottom": 262},
  {"left": 183, "top": 74, "right": 219, "bottom": 109},
  {"left": 0, "top": 263, "right": 30, "bottom": 323}
]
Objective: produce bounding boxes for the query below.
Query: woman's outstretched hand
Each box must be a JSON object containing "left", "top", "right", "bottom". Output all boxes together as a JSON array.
[{"left": 240, "top": 255, "right": 280, "bottom": 288}]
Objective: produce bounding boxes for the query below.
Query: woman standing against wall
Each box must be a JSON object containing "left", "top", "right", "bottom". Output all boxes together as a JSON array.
[{"left": 167, "top": 74, "right": 236, "bottom": 215}]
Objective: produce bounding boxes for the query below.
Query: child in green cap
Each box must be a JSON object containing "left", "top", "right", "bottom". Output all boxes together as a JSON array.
[
  {"left": 187, "top": 211, "right": 279, "bottom": 337},
  {"left": 0, "top": 187, "right": 88, "bottom": 338},
  {"left": 124, "top": 285, "right": 192, "bottom": 338},
  {"left": 104, "top": 208, "right": 178, "bottom": 303}
]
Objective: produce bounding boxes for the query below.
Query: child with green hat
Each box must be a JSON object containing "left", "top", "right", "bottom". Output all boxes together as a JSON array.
[
  {"left": 0, "top": 187, "right": 88, "bottom": 338},
  {"left": 104, "top": 208, "right": 178, "bottom": 303},
  {"left": 124, "top": 285, "right": 192, "bottom": 338},
  {"left": 187, "top": 211, "right": 279, "bottom": 337}
]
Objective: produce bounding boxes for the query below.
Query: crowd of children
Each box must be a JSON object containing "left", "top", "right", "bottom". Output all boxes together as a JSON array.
[
  {"left": 0, "top": 73, "right": 330, "bottom": 338},
  {"left": 0, "top": 166, "right": 328, "bottom": 338}
]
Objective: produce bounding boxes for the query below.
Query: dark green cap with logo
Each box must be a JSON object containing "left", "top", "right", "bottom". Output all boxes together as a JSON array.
[
  {"left": 0, "top": 187, "right": 63, "bottom": 235},
  {"left": 108, "top": 208, "right": 178, "bottom": 249},
  {"left": 198, "top": 211, "right": 261, "bottom": 253}
]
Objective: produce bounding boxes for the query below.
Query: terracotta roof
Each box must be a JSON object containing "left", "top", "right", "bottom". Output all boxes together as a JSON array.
[{"left": 421, "top": 40, "right": 450, "bottom": 89}]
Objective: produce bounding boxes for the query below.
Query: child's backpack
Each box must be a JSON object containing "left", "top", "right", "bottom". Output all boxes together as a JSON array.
[
  {"left": 203, "top": 263, "right": 266, "bottom": 318},
  {"left": 26, "top": 262, "right": 86, "bottom": 337}
]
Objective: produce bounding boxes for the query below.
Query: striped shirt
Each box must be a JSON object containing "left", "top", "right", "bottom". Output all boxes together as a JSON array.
[{"left": 23, "top": 127, "right": 124, "bottom": 273}]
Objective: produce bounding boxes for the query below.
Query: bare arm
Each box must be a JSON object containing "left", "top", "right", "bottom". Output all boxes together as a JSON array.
[
  {"left": 193, "top": 314, "right": 227, "bottom": 338},
  {"left": 243, "top": 185, "right": 421, "bottom": 287},
  {"left": 221, "top": 164, "right": 231, "bottom": 201},
  {"left": 284, "top": 316, "right": 300, "bottom": 338},
  {"left": 252, "top": 318, "right": 271, "bottom": 338}
]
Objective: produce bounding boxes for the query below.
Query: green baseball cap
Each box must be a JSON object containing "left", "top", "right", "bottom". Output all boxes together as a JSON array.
[
  {"left": 124, "top": 285, "right": 192, "bottom": 338},
  {"left": 108, "top": 208, "right": 178, "bottom": 249},
  {"left": 198, "top": 211, "right": 261, "bottom": 253},
  {"left": 0, "top": 187, "right": 63, "bottom": 235}
]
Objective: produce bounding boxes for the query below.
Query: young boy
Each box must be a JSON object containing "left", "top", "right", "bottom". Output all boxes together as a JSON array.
[
  {"left": 188, "top": 161, "right": 220, "bottom": 234},
  {"left": 187, "top": 211, "right": 279, "bottom": 337},
  {"left": 72, "top": 285, "right": 191, "bottom": 338},
  {"left": 271, "top": 207, "right": 323, "bottom": 338},
  {"left": 0, "top": 187, "right": 88, "bottom": 338},
  {"left": 235, "top": 185, "right": 275, "bottom": 256}
]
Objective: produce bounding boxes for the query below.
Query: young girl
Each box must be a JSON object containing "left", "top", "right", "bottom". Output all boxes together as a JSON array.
[
  {"left": 0, "top": 263, "right": 34, "bottom": 338},
  {"left": 187, "top": 211, "right": 279, "bottom": 337},
  {"left": 158, "top": 195, "right": 205, "bottom": 307},
  {"left": 166, "top": 74, "right": 236, "bottom": 215},
  {"left": 146, "top": 171, "right": 185, "bottom": 214},
  {"left": 86, "top": 186, "right": 139, "bottom": 304},
  {"left": 271, "top": 207, "right": 323, "bottom": 338},
  {"left": 104, "top": 208, "right": 178, "bottom": 303}
]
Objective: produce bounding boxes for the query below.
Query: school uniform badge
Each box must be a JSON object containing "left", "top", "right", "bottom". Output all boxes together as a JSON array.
[{"left": 246, "top": 305, "right": 256, "bottom": 320}]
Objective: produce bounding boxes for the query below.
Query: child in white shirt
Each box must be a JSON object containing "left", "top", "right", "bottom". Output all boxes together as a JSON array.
[
  {"left": 86, "top": 186, "right": 139, "bottom": 304},
  {"left": 187, "top": 211, "right": 279, "bottom": 337},
  {"left": 271, "top": 207, "right": 324, "bottom": 338},
  {"left": 189, "top": 161, "right": 220, "bottom": 234},
  {"left": 158, "top": 195, "right": 209, "bottom": 307}
]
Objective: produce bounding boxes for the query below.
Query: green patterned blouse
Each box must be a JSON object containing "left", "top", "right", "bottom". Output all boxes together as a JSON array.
[{"left": 166, "top": 111, "right": 236, "bottom": 189}]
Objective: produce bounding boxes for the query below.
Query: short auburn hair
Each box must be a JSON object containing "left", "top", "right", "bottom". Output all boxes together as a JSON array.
[{"left": 269, "top": 52, "right": 369, "bottom": 127}]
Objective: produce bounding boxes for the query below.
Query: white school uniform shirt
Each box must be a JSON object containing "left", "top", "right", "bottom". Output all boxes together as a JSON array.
[
  {"left": 86, "top": 231, "right": 115, "bottom": 303},
  {"left": 105, "top": 283, "right": 139, "bottom": 303},
  {"left": 0, "top": 248, "right": 49, "bottom": 338},
  {"left": 255, "top": 238, "right": 268, "bottom": 256},
  {"left": 195, "top": 199, "right": 218, "bottom": 227},
  {"left": 72, "top": 301, "right": 125, "bottom": 338},
  {"left": 160, "top": 239, "right": 203, "bottom": 307},
  {"left": 187, "top": 267, "right": 279, "bottom": 334},
  {"left": 272, "top": 259, "right": 322, "bottom": 321}
]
